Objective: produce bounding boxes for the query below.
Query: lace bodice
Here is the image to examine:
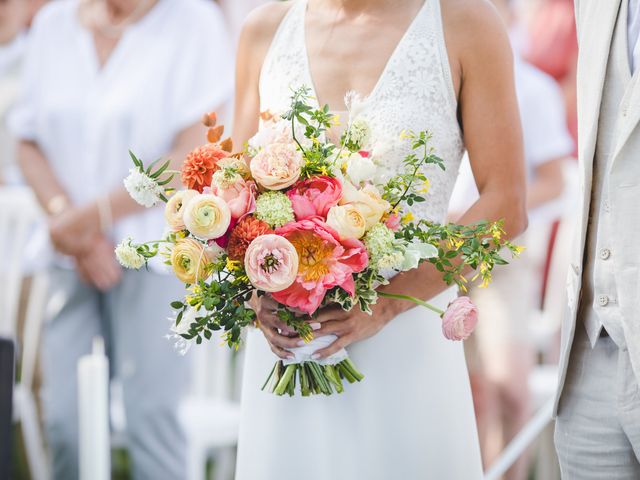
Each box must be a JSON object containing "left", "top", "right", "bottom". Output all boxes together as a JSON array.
[{"left": 259, "top": 0, "right": 464, "bottom": 224}]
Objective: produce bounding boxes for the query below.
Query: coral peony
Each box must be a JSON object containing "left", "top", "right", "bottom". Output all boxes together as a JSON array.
[
  {"left": 250, "top": 142, "right": 303, "bottom": 190},
  {"left": 441, "top": 297, "right": 478, "bottom": 341},
  {"left": 244, "top": 234, "right": 299, "bottom": 292},
  {"left": 227, "top": 216, "right": 273, "bottom": 262},
  {"left": 287, "top": 175, "right": 342, "bottom": 220},
  {"left": 181, "top": 143, "right": 229, "bottom": 192},
  {"left": 272, "top": 218, "right": 368, "bottom": 314}
]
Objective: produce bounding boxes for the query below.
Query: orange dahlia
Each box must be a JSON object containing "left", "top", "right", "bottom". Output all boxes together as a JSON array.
[
  {"left": 227, "top": 216, "right": 273, "bottom": 262},
  {"left": 181, "top": 144, "right": 229, "bottom": 192}
]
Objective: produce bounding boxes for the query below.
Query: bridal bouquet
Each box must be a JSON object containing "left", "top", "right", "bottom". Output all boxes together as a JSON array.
[{"left": 118, "top": 87, "right": 521, "bottom": 396}]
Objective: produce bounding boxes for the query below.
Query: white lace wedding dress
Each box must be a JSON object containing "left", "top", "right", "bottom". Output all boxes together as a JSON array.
[{"left": 235, "top": 1, "right": 483, "bottom": 478}]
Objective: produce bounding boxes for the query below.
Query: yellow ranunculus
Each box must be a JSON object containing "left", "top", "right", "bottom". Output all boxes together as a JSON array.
[
  {"left": 183, "top": 194, "right": 231, "bottom": 240},
  {"left": 170, "top": 238, "right": 213, "bottom": 284}
]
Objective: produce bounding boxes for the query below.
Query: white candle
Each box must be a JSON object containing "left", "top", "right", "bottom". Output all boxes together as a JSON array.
[{"left": 78, "top": 337, "right": 110, "bottom": 480}]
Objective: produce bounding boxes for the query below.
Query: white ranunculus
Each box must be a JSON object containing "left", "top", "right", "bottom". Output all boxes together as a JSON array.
[
  {"left": 346, "top": 152, "right": 377, "bottom": 185},
  {"left": 400, "top": 242, "right": 438, "bottom": 271},
  {"left": 114, "top": 238, "right": 145, "bottom": 269},
  {"left": 123, "top": 168, "right": 164, "bottom": 208}
]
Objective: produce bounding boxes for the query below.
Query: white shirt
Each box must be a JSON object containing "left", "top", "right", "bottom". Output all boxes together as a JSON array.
[
  {"left": 628, "top": 0, "right": 640, "bottom": 73},
  {"left": 9, "top": 0, "right": 234, "bottom": 269},
  {"left": 448, "top": 57, "right": 574, "bottom": 223}
]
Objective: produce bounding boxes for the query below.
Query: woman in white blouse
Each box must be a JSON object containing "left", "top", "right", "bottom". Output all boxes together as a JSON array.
[{"left": 9, "top": 0, "right": 233, "bottom": 478}]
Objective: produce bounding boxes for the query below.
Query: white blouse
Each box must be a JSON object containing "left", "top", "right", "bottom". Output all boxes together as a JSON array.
[{"left": 9, "top": 0, "right": 233, "bottom": 267}]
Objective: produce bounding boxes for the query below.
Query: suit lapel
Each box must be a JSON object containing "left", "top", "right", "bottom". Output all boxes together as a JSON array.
[{"left": 575, "top": 0, "right": 621, "bottom": 256}]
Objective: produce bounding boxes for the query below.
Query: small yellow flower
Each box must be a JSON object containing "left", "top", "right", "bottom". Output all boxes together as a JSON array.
[
  {"left": 448, "top": 238, "right": 464, "bottom": 250},
  {"left": 418, "top": 179, "right": 431, "bottom": 194},
  {"left": 401, "top": 212, "right": 414, "bottom": 224},
  {"left": 479, "top": 276, "right": 491, "bottom": 289},
  {"left": 513, "top": 245, "right": 526, "bottom": 256},
  {"left": 320, "top": 166, "right": 329, "bottom": 176},
  {"left": 226, "top": 258, "right": 241, "bottom": 272},
  {"left": 399, "top": 130, "right": 411, "bottom": 140},
  {"left": 331, "top": 114, "right": 341, "bottom": 126}
]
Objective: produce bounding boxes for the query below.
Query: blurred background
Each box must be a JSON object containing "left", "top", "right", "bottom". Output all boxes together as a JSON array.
[{"left": 0, "top": 0, "right": 577, "bottom": 479}]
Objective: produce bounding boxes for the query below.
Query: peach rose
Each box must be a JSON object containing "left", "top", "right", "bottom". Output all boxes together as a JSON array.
[
  {"left": 183, "top": 194, "right": 232, "bottom": 240},
  {"left": 339, "top": 182, "right": 391, "bottom": 230},
  {"left": 326, "top": 204, "right": 366, "bottom": 240},
  {"left": 164, "top": 190, "right": 199, "bottom": 231},
  {"left": 250, "top": 142, "right": 303, "bottom": 190}
]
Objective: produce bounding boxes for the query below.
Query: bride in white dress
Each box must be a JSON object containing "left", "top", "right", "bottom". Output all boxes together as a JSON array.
[{"left": 232, "top": 0, "right": 527, "bottom": 478}]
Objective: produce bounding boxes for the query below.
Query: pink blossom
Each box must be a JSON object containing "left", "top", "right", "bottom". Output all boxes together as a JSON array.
[
  {"left": 272, "top": 217, "right": 368, "bottom": 314},
  {"left": 244, "top": 234, "right": 299, "bottom": 293},
  {"left": 287, "top": 176, "right": 342, "bottom": 220},
  {"left": 441, "top": 297, "right": 478, "bottom": 341},
  {"left": 211, "top": 178, "right": 256, "bottom": 220},
  {"left": 385, "top": 213, "right": 401, "bottom": 232}
]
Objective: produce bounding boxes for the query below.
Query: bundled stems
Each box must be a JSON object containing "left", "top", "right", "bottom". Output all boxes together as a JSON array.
[{"left": 262, "top": 359, "right": 365, "bottom": 396}]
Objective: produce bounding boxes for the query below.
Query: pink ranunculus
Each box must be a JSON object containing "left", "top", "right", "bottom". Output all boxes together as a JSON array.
[
  {"left": 272, "top": 217, "right": 368, "bottom": 314},
  {"left": 287, "top": 176, "right": 342, "bottom": 221},
  {"left": 441, "top": 296, "right": 479, "bottom": 341},
  {"left": 211, "top": 177, "right": 257, "bottom": 220},
  {"left": 385, "top": 213, "right": 401, "bottom": 232},
  {"left": 244, "top": 234, "right": 299, "bottom": 292}
]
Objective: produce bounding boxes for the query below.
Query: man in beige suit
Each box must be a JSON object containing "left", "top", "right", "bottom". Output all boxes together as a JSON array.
[{"left": 554, "top": 0, "right": 640, "bottom": 477}]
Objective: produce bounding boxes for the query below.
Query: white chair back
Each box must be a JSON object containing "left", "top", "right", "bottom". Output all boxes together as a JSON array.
[{"left": 0, "top": 186, "right": 42, "bottom": 338}]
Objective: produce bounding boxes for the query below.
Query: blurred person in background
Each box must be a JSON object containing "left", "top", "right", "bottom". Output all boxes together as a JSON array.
[
  {"left": 0, "top": 0, "right": 46, "bottom": 184},
  {"left": 524, "top": 0, "right": 578, "bottom": 151},
  {"left": 8, "top": 0, "right": 233, "bottom": 478},
  {"left": 449, "top": 0, "right": 573, "bottom": 477}
]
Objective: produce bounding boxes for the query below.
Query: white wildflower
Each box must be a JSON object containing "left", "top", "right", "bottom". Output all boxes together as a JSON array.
[
  {"left": 114, "top": 237, "right": 146, "bottom": 269},
  {"left": 348, "top": 118, "right": 371, "bottom": 149},
  {"left": 123, "top": 168, "right": 164, "bottom": 207},
  {"left": 167, "top": 307, "right": 199, "bottom": 355},
  {"left": 345, "top": 90, "right": 367, "bottom": 120}
]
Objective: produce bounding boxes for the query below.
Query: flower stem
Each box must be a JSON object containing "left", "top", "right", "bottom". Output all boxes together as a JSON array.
[
  {"left": 378, "top": 292, "right": 445, "bottom": 316},
  {"left": 274, "top": 364, "right": 297, "bottom": 396}
]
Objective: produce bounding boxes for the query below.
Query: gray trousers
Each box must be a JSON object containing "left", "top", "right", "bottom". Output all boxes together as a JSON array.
[
  {"left": 41, "top": 268, "right": 191, "bottom": 480},
  {"left": 555, "top": 323, "right": 640, "bottom": 479}
]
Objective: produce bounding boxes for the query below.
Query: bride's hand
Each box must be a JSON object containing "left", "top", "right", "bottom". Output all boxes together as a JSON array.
[
  {"left": 311, "top": 302, "right": 395, "bottom": 359},
  {"left": 254, "top": 295, "right": 320, "bottom": 360}
]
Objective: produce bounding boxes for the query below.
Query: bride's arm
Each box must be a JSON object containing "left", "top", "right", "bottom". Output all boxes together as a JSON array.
[{"left": 313, "top": 0, "right": 527, "bottom": 358}]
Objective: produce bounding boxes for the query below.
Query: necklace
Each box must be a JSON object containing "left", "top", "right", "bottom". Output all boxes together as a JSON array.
[{"left": 78, "top": 0, "right": 156, "bottom": 38}]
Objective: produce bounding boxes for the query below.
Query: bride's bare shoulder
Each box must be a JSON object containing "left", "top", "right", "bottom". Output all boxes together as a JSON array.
[
  {"left": 440, "top": 0, "right": 513, "bottom": 78},
  {"left": 240, "top": 1, "right": 293, "bottom": 48}
]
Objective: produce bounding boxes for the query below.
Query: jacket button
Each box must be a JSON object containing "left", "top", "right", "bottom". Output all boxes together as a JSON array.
[
  {"left": 598, "top": 295, "right": 610, "bottom": 307},
  {"left": 599, "top": 248, "right": 611, "bottom": 260}
]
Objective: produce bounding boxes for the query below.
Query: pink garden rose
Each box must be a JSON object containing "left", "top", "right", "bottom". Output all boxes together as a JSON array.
[
  {"left": 244, "top": 234, "right": 299, "bottom": 292},
  {"left": 287, "top": 176, "right": 342, "bottom": 220},
  {"left": 211, "top": 175, "right": 256, "bottom": 220},
  {"left": 250, "top": 142, "right": 303, "bottom": 190},
  {"left": 441, "top": 296, "right": 478, "bottom": 341},
  {"left": 272, "top": 217, "right": 368, "bottom": 314}
]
